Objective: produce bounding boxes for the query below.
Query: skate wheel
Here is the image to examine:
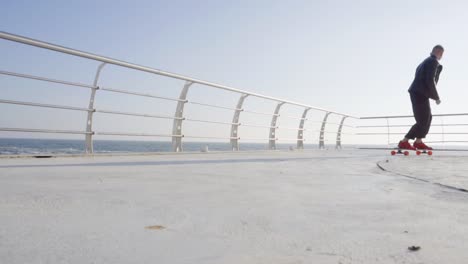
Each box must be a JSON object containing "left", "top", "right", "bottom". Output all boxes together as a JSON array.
[
  {"left": 427, "top": 150, "right": 433, "bottom": 156},
  {"left": 404, "top": 151, "right": 410, "bottom": 156},
  {"left": 391, "top": 150, "right": 396, "bottom": 156},
  {"left": 416, "top": 150, "right": 421, "bottom": 155}
]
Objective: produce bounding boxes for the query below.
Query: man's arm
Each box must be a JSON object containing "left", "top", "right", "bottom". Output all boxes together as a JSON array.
[
  {"left": 435, "top": 65, "right": 443, "bottom": 83},
  {"left": 425, "top": 59, "right": 440, "bottom": 100}
]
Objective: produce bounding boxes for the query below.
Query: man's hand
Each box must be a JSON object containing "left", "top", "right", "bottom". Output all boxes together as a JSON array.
[{"left": 436, "top": 99, "right": 441, "bottom": 105}]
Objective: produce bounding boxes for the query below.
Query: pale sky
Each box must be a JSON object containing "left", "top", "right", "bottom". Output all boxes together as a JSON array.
[{"left": 1, "top": 0, "right": 468, "bottom": 145}]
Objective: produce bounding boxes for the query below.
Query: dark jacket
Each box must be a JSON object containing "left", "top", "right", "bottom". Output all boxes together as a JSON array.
[{"left": 408, "top": 54, "right": 443, "bottom": 100}]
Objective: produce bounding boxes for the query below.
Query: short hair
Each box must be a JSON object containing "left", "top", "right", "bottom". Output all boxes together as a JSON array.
[{"left": 432, "top": 45, "right": 444, "bottom": 52}]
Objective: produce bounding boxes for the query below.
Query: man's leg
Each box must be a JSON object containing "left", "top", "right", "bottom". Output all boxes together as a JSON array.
[
  {"left": 403, "top": 93, "right": 425, "bottom": 142},
  {"left": 414, "top": 98, "right": 432, "bottom": 141},
  {"left": 413, "top": 99, "right": 433, "bottom": 149},
  {"left": 422, "top": 106, "right": 433, "bottom": 137}
]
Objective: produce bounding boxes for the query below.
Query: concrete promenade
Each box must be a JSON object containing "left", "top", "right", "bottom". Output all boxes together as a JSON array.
[{"left": 1, "top": 149, "right": 468, "bottom": 264}]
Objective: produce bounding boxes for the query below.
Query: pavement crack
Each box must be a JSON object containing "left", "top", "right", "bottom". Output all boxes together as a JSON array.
[{"left": 377, "top": 160, "right": 468, "bottom": 194}]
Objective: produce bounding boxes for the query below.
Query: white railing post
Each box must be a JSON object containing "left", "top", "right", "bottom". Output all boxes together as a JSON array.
[
  {"left": 319, "top": 112, "right": 331, "bottom": 149},
  {"left": 172, "top": 81, "right": 193, "bottom": 152},
  {"left": 85, "top": 62, "right": 106, "bottom": 154},
  {"left": 269, "top": 102, "right": 284, "bottom": 150},
  {"left": 386, "top": 118, "right": 390, "bottom": 146},
  {"left": 441, "top": 116, "right": 445, "bottom": 145},
  {"left": 297, "top": 108, "right": 310, "bottom": 149},
  {"left": 336, "top": 116, "right": 347, "bottom": 149},
  {"left": 230, "top": 94, "right": 248, "bottom": 151}
]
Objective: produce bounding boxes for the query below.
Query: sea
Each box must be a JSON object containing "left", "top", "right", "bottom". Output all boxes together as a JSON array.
[
  {"left": 2, "top": 138, "right": 466, "bottom": 156},
  {"left": 0, "top": 138, "right": 324, "bottom": 155}
]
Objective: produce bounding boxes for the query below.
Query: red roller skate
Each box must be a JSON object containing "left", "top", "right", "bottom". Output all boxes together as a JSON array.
[
  {"left": 391, "top": 141, "right": 416, "bottom": 156},
  {"left": 413, "top": 142, "right": 433, "bottom": 156}
]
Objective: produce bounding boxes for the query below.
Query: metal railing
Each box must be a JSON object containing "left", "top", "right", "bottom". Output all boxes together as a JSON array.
[
  {"left": 357, "top": 113, "right": 468, "bottom": 146},
  {"left": 0, "top": 31, "right": 357, "bottom": 153}
]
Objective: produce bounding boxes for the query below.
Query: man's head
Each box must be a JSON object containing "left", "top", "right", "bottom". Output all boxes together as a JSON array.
[{"left": 431, "top": 45, "right": 444, "bottom": 60}]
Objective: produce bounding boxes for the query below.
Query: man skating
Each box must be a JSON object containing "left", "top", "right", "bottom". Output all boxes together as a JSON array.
[{"left": 398, "top": 45, "right": 444, "bottom": 150}]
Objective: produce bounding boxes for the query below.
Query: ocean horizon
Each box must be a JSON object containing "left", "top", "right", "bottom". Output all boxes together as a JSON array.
[{"left": 0, "top": 137, "right": 330, "bottom": 155}]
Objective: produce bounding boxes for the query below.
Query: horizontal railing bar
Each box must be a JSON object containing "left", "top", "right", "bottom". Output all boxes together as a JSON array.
[
  {"left": 323, "top": 131, "right": 354, "bottom": 135},
  {"left": 357, "top": 125, "right": 407, "bottom": 128},
  {"left": 0, "top": 31, "right": 355, "bottom": 118},
  {"left": 242, "top": 110, "right": 279, "bottom": 116},
  {"left": 187, "top": 101, "right": 242, "bottom": 111},
  {"left": 310, "top": 130, "right": 355, "bottom": 135},
  {"left": 95, "top": 131, "right": 179, "bottom": 137},
  {"left": 0, "top": 99, "right": 93, "bottom": 112},
  {"left": 314, "top": 131, "right": 343, "bottom": 134},
  {"left": 385, "top": 141, "right": 468, "bottom": 146},
  {"left": 307, "top": 121, "right": 355, "bottom": 128},
  {"left": 432, "top": 114, "right": 468, "bottom": 117},
  {"left": 357, "top": 125, "right": 405, "bottom": 128},
  {"left": 316, "top": 129, "right": 334, "bottom": 133},
  {"left": 307, "top": 125, "right": 357, "bottom": 129},
  {"left": 96, "top": 109, "right": 182, "bottom": 120},
  {"left": 183, "top": 135, "right": 239, "bottom": 140},
  {"left": 184, "top": 118, "right": 238, "bottom": 126},
  {"left": 357, "top": 124, "right": 468, "bottom": 128},
  {"left": 360, "top": 115, "right": 413, "bottom": 119},
  {"left": 424, "top": 133, "right": 468, "bottom": 135},
  {"left": 239, "top": 137, "right": 277, "bottom": 141},
  {"left": 0, "top": 127, "right": 90, "bottom": 134},
  {"left": 360, "top": 113, "right": 468, "bottom": 119},
  {"left": 276, "top": 138, "right": 305, "bottom": 141},
  {"left": 278, "top": 126, "right": 306, "bottom": 131},
  {"left": 356, "top": 133, "right": 407, "bottom": 135},
  {"left": 100, "top": 87, "right": 183, "bottom": 102},
  {"left": 357, "top": 132, "right": 468, "bottom": 135},
  {"left": 240, "top": 123, "right": 277, "bottom": 129},
  {"left": 361, "top": 146, "right": 468, "bottom": 151},
  {"left": 0, "top": 70, "right": 96, "bottom": 89},
  {"left": 424, "top": 141, "right": 468, "bottom": 143},
  {"left": 278, "top": 114, "right": 308, "bottom": 120}
]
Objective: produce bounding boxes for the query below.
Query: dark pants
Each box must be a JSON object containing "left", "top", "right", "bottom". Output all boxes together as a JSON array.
[{"left": 405, "top": 93, "right": 432, "bottom": 139}]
